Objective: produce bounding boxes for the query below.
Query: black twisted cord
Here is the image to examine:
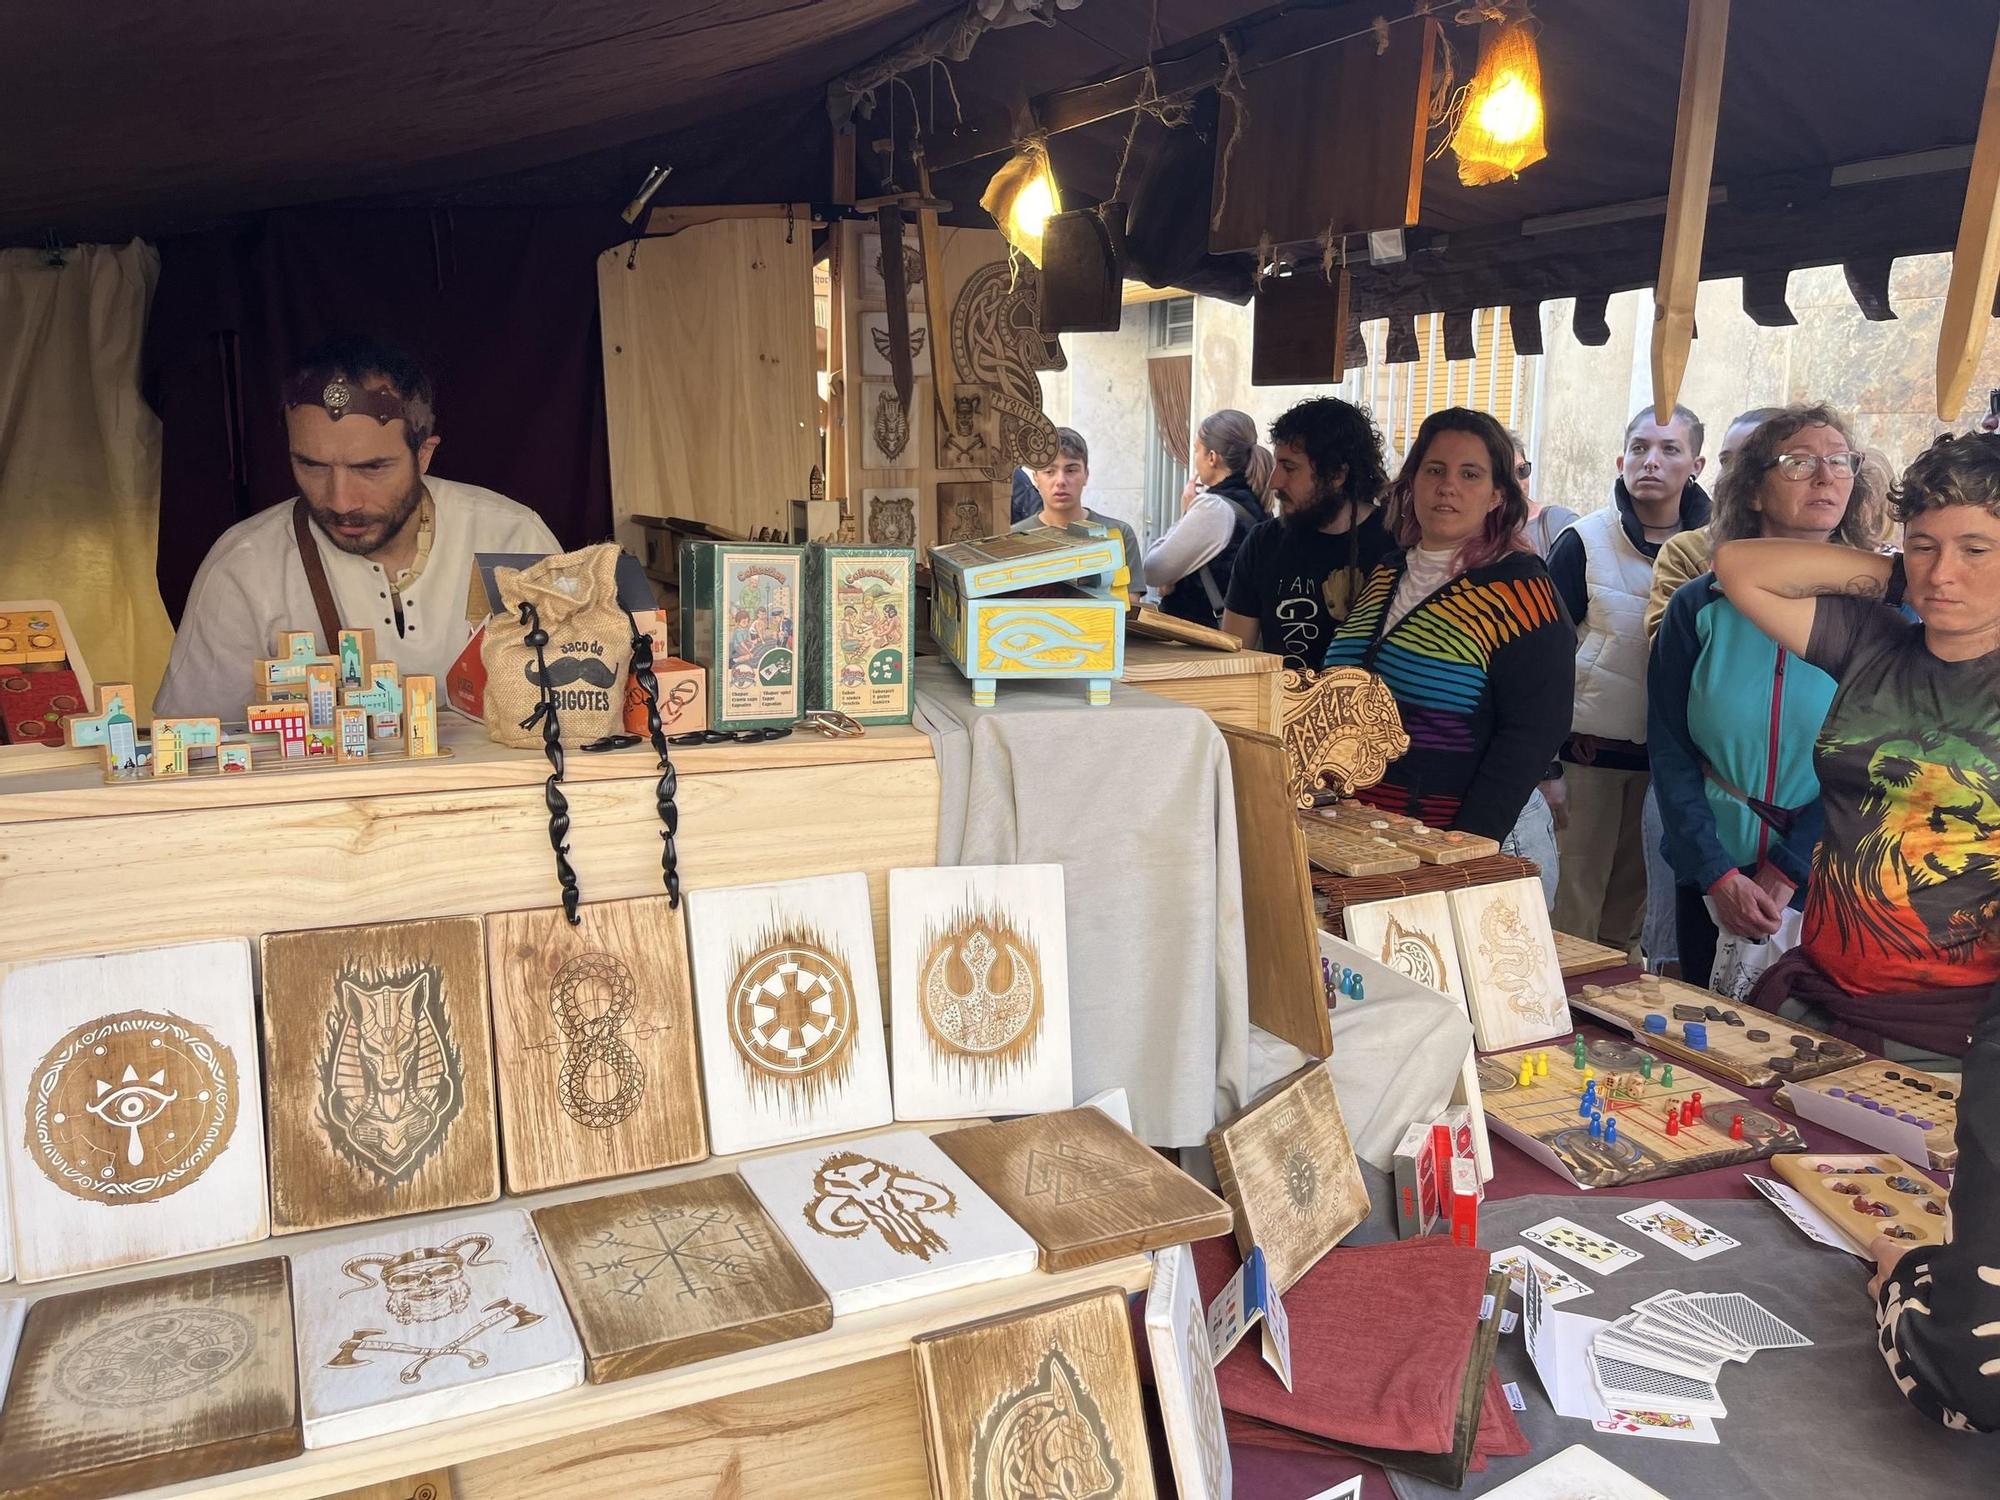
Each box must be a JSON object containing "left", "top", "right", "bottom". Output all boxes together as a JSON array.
[
  {"left": 516, "top": 600, "right": 581, "bottom": 924},
  {"left": 625, "top": 611, "right": 683, "bottom": 908}
]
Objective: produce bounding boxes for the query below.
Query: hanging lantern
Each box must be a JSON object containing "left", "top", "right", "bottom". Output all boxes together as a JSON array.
[
  {"left": 1449, "top": 18, "right": 1548, "bottom": 186},
  {"left": 981, "top": 140, "right": 1061, "bottom": 266}
]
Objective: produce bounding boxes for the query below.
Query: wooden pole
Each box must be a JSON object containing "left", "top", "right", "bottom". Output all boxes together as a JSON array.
[
  {"left": 1937, "top": 17, "right": 2000, "bottom": 421},
  {"left": 825, "top": 128, "right": 856, "bottom": 512},
  {"left": 1650, "top": 0, "right": 1730, "bottom": 424}
]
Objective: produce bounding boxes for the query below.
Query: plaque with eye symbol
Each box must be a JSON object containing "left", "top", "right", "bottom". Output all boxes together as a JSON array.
[{"left": 0, "top": 939, "right": 270, "bottom": 1283}]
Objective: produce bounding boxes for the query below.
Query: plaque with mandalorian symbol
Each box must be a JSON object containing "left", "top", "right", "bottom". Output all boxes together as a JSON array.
[
  {"left": 0, "top": 939, "right": 270, "bottom": 1283},
  {"left": 292, "top": 1207, "right": 581, "bottom": 1448},
  {"left": 887, "top": 864, "right": 1072, "bottom": 1121},
  {"left": 261, "top": 917, "right": 499, "bottom": 1235},
  {"left": 486, "top": 896, "right": 708, "bottom": 1194}
]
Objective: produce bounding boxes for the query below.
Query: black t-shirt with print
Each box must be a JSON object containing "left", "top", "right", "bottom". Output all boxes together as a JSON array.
[{"left": 1224, "top": 507, "right": 1395, "bottom": 668}]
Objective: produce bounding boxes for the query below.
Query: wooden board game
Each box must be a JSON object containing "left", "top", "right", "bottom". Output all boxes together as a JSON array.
[
  {"left": 485, "top": 896, "right": 708, "bottom": 1194},
  {"left": 260, "top": 916, "right": 501, "bottom": 1234},
  {"left": 0, "top": 938, "right": 270, "bottom": 1284},
  {"left": 1774, "top": 1060, "right": 1960, "bottom": 1170},
  {"left": 912, "top": 1289, "right": 1157, "bottom": 1500},
  {"left": 1310, "top": 800, "right": 1500, "bottom": 864},
  {"left": 1771, "top": 1153, "right": 1950, "bottom": 1254},
  {"left": 0, "top": 1257, "right": 303, "bottom": 1499},
  {"left": 886, "top": 863, "right": 1072, "bottom": 1120},
  {"left": 291, "top": 1206, "right": 583, "bottom": 1448},
  {"left": 1552, "top": 930, "right": 1627, "bottom": 977},
  {"left": 935, "top": 1107, "right": 1232, "bottom": 1272},
  {"left": 1570, "top": 974, "right": 1868, "bottom": 1088},
  {"left": 533, "top": 1172, "right": 832, "bottom": 1384},
  {"left": 1477, "top": 1034, "right": 1805, "bottom": 1190},
  {"left": 1299, "top": 817, "right": 1420, "bottom": 876},
  {"left": 1207, "top": 1062, "right": 1369, "bottom": 1293}
]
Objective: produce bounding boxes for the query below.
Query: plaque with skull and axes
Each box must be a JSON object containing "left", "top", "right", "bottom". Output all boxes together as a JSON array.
[{"left": 293, "top": 1207, "right": 581, "bottom": 1448}]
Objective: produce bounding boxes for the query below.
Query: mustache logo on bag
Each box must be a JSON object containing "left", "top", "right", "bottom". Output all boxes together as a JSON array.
[{"left": 525, "top": 655, "right": 619, "bottom": 690}]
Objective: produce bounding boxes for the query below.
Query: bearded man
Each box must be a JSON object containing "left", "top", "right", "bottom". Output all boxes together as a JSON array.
[
  {"left": 155, "top": 335, "right": 559, "bottom": 719},
  {"left": 1221, "top": 397, "right": 1395, "bottom": 668}
]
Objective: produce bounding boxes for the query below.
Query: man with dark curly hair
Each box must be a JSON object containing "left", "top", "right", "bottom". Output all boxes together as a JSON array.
[{"left": 1220, "top": 397, "right": 1394, "bottom": 668}]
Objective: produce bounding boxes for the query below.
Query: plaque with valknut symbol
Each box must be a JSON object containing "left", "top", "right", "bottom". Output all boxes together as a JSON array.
[
  {"left": 0, "top": 939, "right": 270, "bottom": 1283},
  {"left": 486, "top": 896, "right": 708, "bottom": 1195},
  {"left": 292, "top": 1206, "right": 582, "bottom": 1449},
  {"left": 685, "top": 873, "right": 893, "bottom": 1156},
  {"left": 887, "top": 864, "right": 1072, "bottom": 1121}
]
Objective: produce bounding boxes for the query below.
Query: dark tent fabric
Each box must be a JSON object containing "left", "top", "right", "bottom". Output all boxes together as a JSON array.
[{"left": 144, "top": 208, "right": 616, "bottom": 619}]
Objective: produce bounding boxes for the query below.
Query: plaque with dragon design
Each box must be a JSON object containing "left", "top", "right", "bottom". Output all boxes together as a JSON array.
[
  {"left": 1446, "top": 877, "right": 1572, "bottom": 1051},
  {"left": 887, "top": 864, "right": 1072, "bottom": 1120}
]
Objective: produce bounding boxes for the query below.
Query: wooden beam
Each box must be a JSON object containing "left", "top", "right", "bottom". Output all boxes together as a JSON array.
[
  {"left": 1937, "top": 16, "right": 2000, "bottom": 420},
  {"left": 643, "top": 202, "right": 813, "bottom": 236},
  {"left": 1651, "top": 0, "right": 1730, "bottom": 423}
]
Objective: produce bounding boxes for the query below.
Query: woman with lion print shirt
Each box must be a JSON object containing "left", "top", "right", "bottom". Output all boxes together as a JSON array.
[{"left": 1718, "top": 432, "right": 2000, "bottom": 1429}]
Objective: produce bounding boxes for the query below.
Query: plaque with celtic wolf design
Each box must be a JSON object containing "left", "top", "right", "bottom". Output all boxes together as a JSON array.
[
  {"left": 887, "top": 864, "right": 1072, "bottom": 1121},
  {"left": 0, "top": 1257, "right": 301, "bottom": 1498},
  {"left": 535, "top": 1173, "right": 831, "bottom": 1382},
  {"left": 685, "top": 873, "right": 892, "bottom": 1156},
  {"left": 487, "top": 896, "right": 707, "bottom": 1194},
  {"left": 1207, "top": 1063, "right": 1369, "bottom": 1295},
  {"left": 913, "top": 1289, "right": 1156, "bottom": 1500},
  {"left": 292, "top": 1206, "right": 581, "bottom": 1448},
  {"left": 261, "top": 917, "right": 499, "bottom": 1234},
  {"left": 937, "top": 1108, "right": 1231, "bottom": 1273},
  {"left": 739, "top": 1128, "right": 1037, "bottom": 1317},
  {"left": 0, "top": 938, "right": 269, "bottom": 1283}
]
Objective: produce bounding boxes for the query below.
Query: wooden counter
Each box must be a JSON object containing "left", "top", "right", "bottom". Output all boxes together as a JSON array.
[{"left": 1120, "top": 638, "right": 1284, "bottom": 736}]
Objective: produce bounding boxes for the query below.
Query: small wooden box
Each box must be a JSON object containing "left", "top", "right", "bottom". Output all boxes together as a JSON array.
[
  {"left": 677, "top": 542, "right": 804, "bottom": 730},
  {"left": 804, "top": 544, "right": 915, "bottom": 725},
  {"left": 929, "top": 524, "right": 1128, "bottom": 707}
]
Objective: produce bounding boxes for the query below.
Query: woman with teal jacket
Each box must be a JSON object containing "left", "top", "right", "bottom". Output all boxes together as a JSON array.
[{"left": 1647, "top": 404, "right": 1884, "bottom": 988}]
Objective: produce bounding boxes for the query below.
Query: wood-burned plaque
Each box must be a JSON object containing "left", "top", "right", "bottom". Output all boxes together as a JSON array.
[
  {"left": 260, "top": 917, "right": 499, "bottom": 1234},
  {"left": 1281, "top": 666, "right": 1410, "bottom": 806},
  {"left": 0, "top": 1257, "right": 302, "bottom": 1500},
  {"left": 1207, "top": 1062, "right": 1369, "bottom": 1294},
  {"left": 913, "top": 1289, "right": 1157, "bottom": 1500},
  {"left": 0, "top": 939, "right": 269, "bottom": 1283},
  {"left": 936, "top": 1108, "right": 1231, "bottom": 1272},
  {"left": 534, "top": 1172, "right": 831, "bottom": 1383},
  {"left": 486, "top": 897, "right": 707, "bottom": 1194}
]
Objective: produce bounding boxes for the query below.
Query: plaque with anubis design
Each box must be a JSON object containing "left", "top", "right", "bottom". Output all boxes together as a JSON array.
[
  {"left": 685, "top": 873, "right": 892, "bottom": 1155},
  {"left": 913, "top": 1289, "right": 1157, "bottom": 1500},
  {"left": 887, "top": 864, "right": 1072, "bottom": 1121},
  {"left": 0, "top": 939, "right": 269, "bottom": 1283},
  {"left": 260, "top": 917, "right": 499, "bottom": 1234}
]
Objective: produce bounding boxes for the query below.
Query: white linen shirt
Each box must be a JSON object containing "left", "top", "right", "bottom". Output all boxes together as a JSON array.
[{"left": 155, "top": 477, "right": 560, "bottom": 720}]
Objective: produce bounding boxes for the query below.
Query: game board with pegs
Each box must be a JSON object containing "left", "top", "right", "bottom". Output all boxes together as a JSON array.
[
  {"left": 1774, "top": 1060, "right": 1960, "bottom": 1170},
  {"left": 1569, "top": 974, "right": 1866, "bottom": 1088},
  {"left": 1552, "top": 930, "right": 1627, "bottom": 977},
  {"left": 1310, "top": 801, "right": 1499, "bottom": 864},
  {"left": 1477, "top": 1034, "right": 1805, "bottom": 1190},
  {"left": 1298, "top": 817, "right": 1420, "bottom": 876},
  {"left": 1771, "top": 1153, "right": 1950, "bottom": 1254}
]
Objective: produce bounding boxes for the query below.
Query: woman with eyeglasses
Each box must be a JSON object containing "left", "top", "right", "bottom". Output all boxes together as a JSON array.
[
  {"left": 1647, "top": 405, "right": 1882, "bottom": 995},
  {"left": 1508, "top": 430, "right": 1578, "bottom": 558},
  {"left": 1323, "top": 408, "right": 1572, "bottom": 841}
]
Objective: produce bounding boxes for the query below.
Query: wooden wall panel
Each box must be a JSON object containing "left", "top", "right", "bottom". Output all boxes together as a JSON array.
[{"left": 599, "top": 220, "right": 820, "bottom": 551}]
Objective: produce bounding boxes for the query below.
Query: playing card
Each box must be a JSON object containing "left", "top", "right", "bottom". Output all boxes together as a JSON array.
[
  {"left": 1616, "top": 1201, "right": 1740, "bottom": 1261},
  {"left": 1677, "top": 1291, "right": 1811, "bottom": 1351},
  {"left": 1521, "top": 1216, "right": 1644, "bottom": 1273},
  {"left": 1588, "top": 1349, "right": 1727, "bottom": 1418},
  {"left": 1596, "top": 1318, "right": 1726, "bottom": 1381},
  {"left": 1593, "top": 1408, "right": 1721, "bottom": 1444},
  {"left": 1633, "top": 1290, "right": 1752, "bottom": 1361},
  {"left": 1492, "top": 1245, "right": 1592, "bottom": 1305}
]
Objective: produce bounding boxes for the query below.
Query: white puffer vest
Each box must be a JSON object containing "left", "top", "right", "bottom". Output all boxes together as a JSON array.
[{"left": 1566, "top": 508, "right": 1655, "bottom": 741}]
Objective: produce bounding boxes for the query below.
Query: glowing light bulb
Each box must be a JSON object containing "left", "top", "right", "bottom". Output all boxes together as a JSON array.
[
  {"left": 1475, "top": 73, "right": 1541, "bottom": 145},
  {"left": 1008, "top": 174, "right": 1056, "bottom": 242}
]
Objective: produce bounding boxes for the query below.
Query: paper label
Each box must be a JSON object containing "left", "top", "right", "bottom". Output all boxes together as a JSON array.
[{"left": 1503, "top": 1381, "right": 1528, "bottom": 1411}]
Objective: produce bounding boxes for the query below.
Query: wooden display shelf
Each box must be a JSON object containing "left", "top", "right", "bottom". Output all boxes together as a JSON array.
[
  {"left": 32, "top": 1122, "right": 1149, "bottom": 1500},
  {"left": 1120, "top": 638, "right": 1284, "bottom": 736}
]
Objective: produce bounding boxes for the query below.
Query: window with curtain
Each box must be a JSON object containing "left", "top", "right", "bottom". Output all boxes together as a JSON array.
[{"left": 1144, "top": 348, "right": 1193, "bottom": 550}]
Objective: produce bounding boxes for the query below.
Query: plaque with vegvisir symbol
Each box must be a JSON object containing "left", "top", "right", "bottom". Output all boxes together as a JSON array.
[
  {"left": 0, "top": 939, "right": 269, "bottom": 1283},
  {"left": 486, "top": 897, "right": 707, "bottom": 1194}
]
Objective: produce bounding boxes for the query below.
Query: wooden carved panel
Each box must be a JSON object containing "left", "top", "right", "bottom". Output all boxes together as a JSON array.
[{"left": 1281, "top": 666, "right": 1410, "bottom": 806}]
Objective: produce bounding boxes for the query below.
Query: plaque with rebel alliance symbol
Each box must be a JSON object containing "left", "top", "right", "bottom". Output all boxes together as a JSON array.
[{"left": 486, "top": 896, "right": 708, "bottom": 1194}]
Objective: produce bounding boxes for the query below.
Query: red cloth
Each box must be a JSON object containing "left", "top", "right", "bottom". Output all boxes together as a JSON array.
[
  {"left": 1224, "top": 1369, "right": 1528, "bottom": 1471},
  {"left": 1189, "top": 1235, "right": 1524, "bottom": 1459},
  {"left": 1750, "top": 946, "right": 1983, "bottom": 1059}
]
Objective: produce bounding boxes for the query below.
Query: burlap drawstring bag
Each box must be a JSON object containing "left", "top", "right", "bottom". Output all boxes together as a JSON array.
[{"left": 480, "top": 544, "right": 630, "bottom": 748}]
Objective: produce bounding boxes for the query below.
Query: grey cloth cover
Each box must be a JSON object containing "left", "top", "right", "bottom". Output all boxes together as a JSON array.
[
  {"left": 1391, "top": 1195, "right": 2000, "bottom": 1500},
  {"left": 914, "top": 659, "right": 1250, "bottom": 1146}
]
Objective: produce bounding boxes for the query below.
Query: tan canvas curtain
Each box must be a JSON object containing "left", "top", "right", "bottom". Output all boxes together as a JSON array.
[
  {"left": 1147, "top": 353, "right": 1193, "bottom": 467},
  {"left": 0, "top": 241, "right": 173, "bottom": 713}
]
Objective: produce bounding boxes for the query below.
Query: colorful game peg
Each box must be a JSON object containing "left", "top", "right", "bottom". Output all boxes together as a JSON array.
[
  {"left": 1535, "top": 1051, "right": 1549, "bottom": 1078},
  {"left": 1582, "top": 1064, "right": 1597, "bottom": 1083},
  {"left": 1579, "top": 1091, "right": 1594, "bottom": 1118},
  {"left": 1518, "top": 1057, "right": 1535, "bottom": 1088},
  {"left": 1679, "top": 1099, "right": 1696, "bottom": 1128},
  {"left": 1662, "top": 1064, "right": 1675, "bottom": 1088},
  {"left": 1666, "top": 1109, "right": 1681, "bottom": 1137},
  {"left": 1589, "top": 1111, "right": 1604, "bottom": 1138},
  {"left": 1729, "top": 1114, "right": 1745, "bottom": 1140},
  {"left": 1690, "top": 1091, "right": 1704, "bottom": 1120},
  {"left": 1605, "top": 1118, "right": 1619, "bottom": 1147},
  {"left": 1639, "top": 1055, "right": 1653, "bottom": 1081},
  {"left": 1573, "top": 1038, "right": 1587, "bottom": 1070}
]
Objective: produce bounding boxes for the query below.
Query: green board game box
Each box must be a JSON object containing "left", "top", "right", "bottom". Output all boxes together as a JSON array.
[
  {"left": 677, "top": 541, "right": 803, "bottom": 730},
  {"left": 804, "top": 544, "right": 915, "bottom": 724}
]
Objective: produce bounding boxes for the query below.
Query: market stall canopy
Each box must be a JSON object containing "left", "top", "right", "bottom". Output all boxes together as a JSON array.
[{"left": 6, "top": 0, "right": 1996, "bottom": 330}]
